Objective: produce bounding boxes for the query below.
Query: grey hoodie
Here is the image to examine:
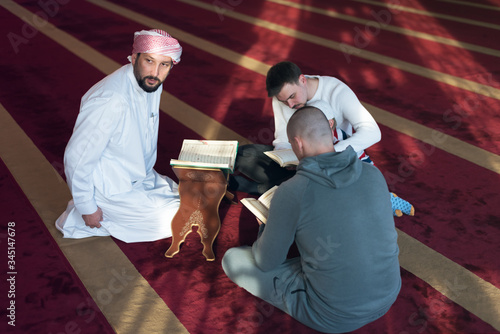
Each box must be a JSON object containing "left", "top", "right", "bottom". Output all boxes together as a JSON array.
[{"left": 252, "top": 146, "right": 401, "bottom": 333}]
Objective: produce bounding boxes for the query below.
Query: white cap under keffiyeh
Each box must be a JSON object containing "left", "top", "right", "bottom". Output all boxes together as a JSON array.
[{"left": 129, "top": 29, "right": 182, "bottom": 64}]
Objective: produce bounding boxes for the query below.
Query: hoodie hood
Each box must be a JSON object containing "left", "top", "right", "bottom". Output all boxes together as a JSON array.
[{"left": 296, "top": 146, "right": 362, "bottom": 189}]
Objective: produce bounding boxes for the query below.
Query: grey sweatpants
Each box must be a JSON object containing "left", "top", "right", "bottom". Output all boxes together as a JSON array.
[{"left": 222, "top": 246, "right": 374, "bottom": 333}]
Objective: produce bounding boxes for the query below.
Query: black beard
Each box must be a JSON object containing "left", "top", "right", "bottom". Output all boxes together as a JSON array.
[{"left": 137, "top": 76, "right": 162, "bottom": 93}]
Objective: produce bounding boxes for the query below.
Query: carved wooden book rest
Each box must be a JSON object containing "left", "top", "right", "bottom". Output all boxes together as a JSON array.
[{"left": 165, "top": 167, "right": 228, "bottom": 261}]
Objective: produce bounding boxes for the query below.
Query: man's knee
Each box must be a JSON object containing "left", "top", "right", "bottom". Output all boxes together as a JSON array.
[
  {"left": 222, "top": 246, "right": 252, "bottom": 280},
  {"left": 221, "top": 248, "right": 232, "bottom": 274},
  {"left": 222, "top": 247, "right": 238, "bottom": 278}
]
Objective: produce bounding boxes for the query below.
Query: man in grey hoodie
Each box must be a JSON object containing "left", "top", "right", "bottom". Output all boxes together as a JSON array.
[{"left": 222, "top": 106, "right": 401, "bottom": 333}]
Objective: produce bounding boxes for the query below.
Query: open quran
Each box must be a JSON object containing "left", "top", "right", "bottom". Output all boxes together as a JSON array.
[
  {"left": 170, "top": 139, "right": 239, "bottom": 173},
  {"left": 264, "top": 149, "right": 299, "bottom": 167},
  {"left": 240, "top": 186, "right": 278, "bottom": 224}
]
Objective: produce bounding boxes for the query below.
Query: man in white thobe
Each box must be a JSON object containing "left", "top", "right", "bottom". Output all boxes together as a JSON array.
[{"left": 55, "top": 29, "right": 183, "bottom": 242}]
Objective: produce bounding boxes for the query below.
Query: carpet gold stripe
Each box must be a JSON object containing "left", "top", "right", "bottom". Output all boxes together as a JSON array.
[
  {"left": 266, "top": 0, "right": 500, "bottom": 58},
  {"left": 88, "top": 0, "right": 500, "bottom": 174},
  {"left": 0, "top": 0, "right": 248, "bottom": 145},
  {"left": 2, "top": 0, "right": 500, "bottom": 331},
  {"left": 365, "top": 102, "right": 500, "bottom": 174},
  {"left": 398, "top": 229, "right": 500, "bottom": 330},
  {"left": 178, "top": 0, "right": 500, "bottom": 101},
  {"left": 0, "top": 1, "right": 194, "bottom": 333},
  {"left": 351, "top": 0, "right": 500, "bottom": 30},
  {"left": 0, "top": 103, "right": 189, "bottom": 334},
  {"left": 438, "top": 0, "right": 500, "bottom": 11},
  {"left": 87, "top": 0, "right": 270, "bottom": 77}
]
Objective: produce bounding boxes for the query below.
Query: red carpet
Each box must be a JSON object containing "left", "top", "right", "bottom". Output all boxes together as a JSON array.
[
  {"left": 0, "top": 0, "right": 499, "bottom": 333},
  {"left": 113, "top": 205, "right": 498, "bottom": 334},
  {"left": 0, "top": 160, "right": 115, "bottom": 334}
]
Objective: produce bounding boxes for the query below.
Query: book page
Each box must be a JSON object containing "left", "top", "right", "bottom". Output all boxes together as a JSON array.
[
  {"left": 178, "top": 140, "right": 238, "bottom": 164},
  {"left": 169, "top": 160, "right": 234, "bottom": 170},
  {"left": 173, "top": 140, "right": 238, "bottom": 171},
  {"left": 257, "top": 185, "right": 278, "bottom": 208},
  {"left": 264, "top": 149, "right": 298, "bottom": 166},
  {"left": 241, "top": 198, "right": 269, "bottom": 224}
]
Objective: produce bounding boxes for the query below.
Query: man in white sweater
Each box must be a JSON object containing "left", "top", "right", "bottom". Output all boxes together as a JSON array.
[
  {"left": 232, "top": 61, "right": 380, "bottom": 193},
  {"left": 269, "top": 62, "right": 381, "bottom": 153},
  {"left": 232, "top": 61, "right": 414, "bottom": 216}
]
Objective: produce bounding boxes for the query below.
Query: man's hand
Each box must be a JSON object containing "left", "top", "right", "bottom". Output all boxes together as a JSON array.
[{"left": 82, "top": 207, "right": 103, "bottom": 228}]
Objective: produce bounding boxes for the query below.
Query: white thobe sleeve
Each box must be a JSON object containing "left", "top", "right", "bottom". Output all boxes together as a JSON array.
[
  {"left": 271, "top": 98, "right": 292, "bottom": 150},
  {"left": 64, "top": 93, "right": 125, "bottom": 215},
  {"left": 331, "top": 83, "right": 381, "bottom": 153}
]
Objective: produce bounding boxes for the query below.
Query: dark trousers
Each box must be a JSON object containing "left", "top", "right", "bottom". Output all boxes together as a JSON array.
[{"left": 231, "top": 144, "right": 296, "bottom": 195}]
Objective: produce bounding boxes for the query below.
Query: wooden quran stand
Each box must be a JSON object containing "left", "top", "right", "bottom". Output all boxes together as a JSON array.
[{"left": 165, "top": 166, "right": 233, "bottom": 261}]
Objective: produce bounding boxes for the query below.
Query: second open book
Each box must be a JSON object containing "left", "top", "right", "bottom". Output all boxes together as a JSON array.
[
  {"left": 240, "top": 186, "right": 278, "bottom": 224},
  {"left": 264, "top": 149, "right": 298, "bottom": 167}
]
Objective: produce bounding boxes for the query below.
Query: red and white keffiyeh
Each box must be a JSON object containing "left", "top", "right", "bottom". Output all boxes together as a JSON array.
[{"left": 130, "top": 29, "right": 182, "bottom": 64}]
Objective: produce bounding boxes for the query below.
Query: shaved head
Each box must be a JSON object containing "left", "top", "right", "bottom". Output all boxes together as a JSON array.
[
  {"left": 288, "top": 106, "right": 333, "bottom": 145},
  {"left": 287, "top": 106, "right": 335, "bottom": 160}
]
